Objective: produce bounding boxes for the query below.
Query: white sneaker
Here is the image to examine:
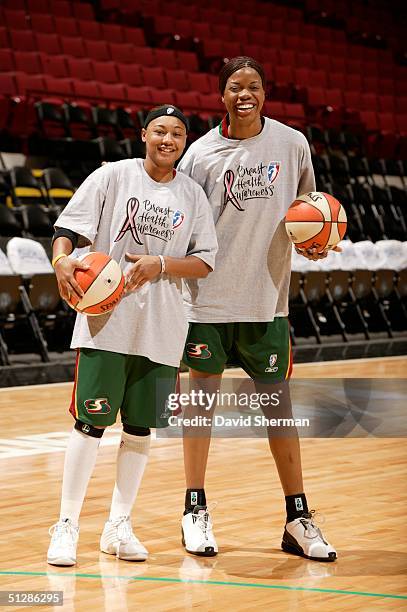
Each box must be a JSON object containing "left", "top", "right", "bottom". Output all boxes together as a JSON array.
[
  {"left": 282, "top": 511, "right": 337, "bottom": 562},
  {"left": 47, "top": 519, "right": 79, "bottom": 566},
  {"left": 182, "top": 505, "right": 218, "bottom": 557},
  {"left": 100, "top": 516, "right": 148, "bottom": 561}
]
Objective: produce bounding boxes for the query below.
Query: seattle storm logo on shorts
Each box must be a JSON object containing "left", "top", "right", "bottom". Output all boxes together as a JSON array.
[
  {"left": 265, "top": 354, "right": 278, "bottom": 373},
  {"left": 84, "top": 398, "right": 111, "bottom": 414},
  {"left": 186, "top": 343, "right": 212, "bottom": 359}
]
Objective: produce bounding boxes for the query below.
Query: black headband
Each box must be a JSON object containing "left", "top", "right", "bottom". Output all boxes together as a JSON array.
[{"left": 143, "top": 105, "right": 189, "bottom": 131}]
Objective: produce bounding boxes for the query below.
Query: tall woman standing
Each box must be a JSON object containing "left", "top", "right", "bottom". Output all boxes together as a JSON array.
[{"left": 179, "top": 57, "right": 337, "bottom": 562}]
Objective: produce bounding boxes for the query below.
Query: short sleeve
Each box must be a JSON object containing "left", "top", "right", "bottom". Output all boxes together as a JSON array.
[
  {"left": 54, "top": 164, "right": 113, "bottom": 247},
  {"left": 297, "top": 138, "right": 316, "bottom": 196},
  {"left": 186, "top": 187, "right": 218, "bottom": 270}
]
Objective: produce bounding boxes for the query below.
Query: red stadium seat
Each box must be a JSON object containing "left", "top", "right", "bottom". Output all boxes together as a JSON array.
[
  {"left": 174, "top": 91, "right": 201, "bottom": 113},
  {"left": 117, "top": 64, "right": 142, "bottom": 87},
  {"left": 84, "top": 40, "right": 110, "bottom": 62},
  {"left": 102, "top": 24, "right": 125, "bottom": 45},
  {"left": 54, "top": 17, "right": 79, "bottom": 38},
  {"left": 150, "top": 88, "right": 176, "bottom": 106},
  {"left": 127, "top": 86, "right": 153, "bottom": 107},
  {"left": 199, "top": 93, "right": 224, "bottom": 114},
  {"left": 377, "top": 95, "right": 396, "bottom": 113},
  {"left": 364, "top": 76, "right": 379, "bottom": 92},
  {"left": 344, "top": 90, "right": 362, "bottom": 111},
  {"left": 50, "top": 0, "right": 72, "bottom": 17},
  {"left": 212, "top": 24, "right": 233, "bottom": 41},
  {"left": 14, "top": 51, "right": 43, "bottom": 75},
  {"left": 109, "top": 43, "right": 134, "bottom": 64},
  {"left": 165, "top": 69, "right": 189, "bottom": 92},
  {"left": 223, "top": 42, "right": 243, "bottom": 59},
  {"left": 15, "top": 73, "right": 46, "bottom": 97},
  {"left": 10, "top": 30, "right": 37, "bottom": 52},
  {"left": 360, "top": 93, "right": 378, "bottom": 111},
  {"left": 263, "top": 101, "right": 285, "bottom": 120},
  {"left": 31, "top": 14, "right": 55, "bottom": 34},
  {"left": 36, "top": 33, "right": 62, "bottom": 55},
  {"left": 0, "top": 73, "right": 17, "bottom": 96},
  {"left": 72, "top": 80, "right": 101, "bottom": 102},
  {"left": 328, "top": 72, "right": 347, "bottom": 90},
  {"left": 67, "top": 58, "right": 93, "bottom": 82},
  {"left": 72, "top": 3, "right": 95, "bottom": 20},
  {"left": 378, "top": 112, "right": 396, "bottom": 132},
  {"left": 154, "top": 49, "right": 178, "bottom": 70},
  {"left": 60, "top": 37, "right": 85, "bottom": 58},
  {"left": 78, "top": 21, "right": 102, "bottom": 41},
  {"left": 193, "top": 23, "right": 212, "bottom": 41},
  {"left": 284, "top": 102, "right": 306, "bottom": 128},
  {"left": 177, "top": 51, "right": 199, "bottom": 72},
  {"left": 99, "top": 83, "right": 127, "bottom": 103},
  {"left": 0, "top": 27, "right": 9, "bottom": 48},
  {"left": 296, "top": 52, "right": 315, "bottom": 70},
  {"left": 41, "top": 54, "right": 69, "bottom": 79},
  {"left": 93, "top": 61, "right": 119, "bottom": 84},
  {"left": 44, "top": 76, "right": 73, "bottom": 97},
  {"left": 141, "top": 66, "right": 167, "bottom": 89},
  {"left": 27, "top": 0, "right": 50, "bottom": 12},
  {"left": 188, "top": 72, "right": 212, "bottom": 94},
  {"left": 122, "top": 27, "right": 146, "bottom": 47},
  {"left": 0, "top": 49, "right": 15, "bottom": 73},
  {"left": 4, "top": 9, "right": 29, "bottom": 30},
  {"left": 133, "top": 47, "right": 155, "bottom": 67}
]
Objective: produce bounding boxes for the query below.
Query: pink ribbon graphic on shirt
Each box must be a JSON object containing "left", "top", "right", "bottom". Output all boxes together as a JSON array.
[
  {"left": 222, "top": 169, "right": 244, "bottom": 213},
  {"left": 114, "top": 197, "right": 142, "bottom": 245}
]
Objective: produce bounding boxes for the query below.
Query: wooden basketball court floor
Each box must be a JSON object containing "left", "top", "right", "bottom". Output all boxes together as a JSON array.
[{"left": 0, "top": 356, "right": 406, "bottom": 611}]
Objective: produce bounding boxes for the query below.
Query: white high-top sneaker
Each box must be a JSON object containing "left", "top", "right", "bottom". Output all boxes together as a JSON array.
[
  {"left": 47, "top": 519, "right": 79, "bottom": 566},
  {"left": 182, "top": 506, "right": 218, "bottom": 557},
  {"left": 100, "top": 516, "right": 148, "bottom": 561},
  {"left": 282, "top": 511, "right": 337, "bottom": 562}
]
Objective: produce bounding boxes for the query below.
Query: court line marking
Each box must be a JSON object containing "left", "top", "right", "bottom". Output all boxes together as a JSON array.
[{"left": 0, "top": 571, "right": 406, "bottom": 600}]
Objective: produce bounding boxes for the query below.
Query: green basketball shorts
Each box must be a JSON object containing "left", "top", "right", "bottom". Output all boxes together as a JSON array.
[
  {"left": 182, "top": 318, "right": 292, "bottom": 382},
  {"left": 69, "top": 348, "right": 178, "bottom": 428}
]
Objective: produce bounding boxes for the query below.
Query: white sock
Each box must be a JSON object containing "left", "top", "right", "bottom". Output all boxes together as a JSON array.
[
  {"left": 59, "top": 428, "right": 101, "bottom": 526},
  {"left": 109, "top": 431, "right": 151, "bottom": 521}
]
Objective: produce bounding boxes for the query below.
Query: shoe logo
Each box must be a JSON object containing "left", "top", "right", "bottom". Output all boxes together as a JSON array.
[
  {"left": 265, "top": 353, "right": 278, "bottom": 372},
  {"left": 190, "top": 491, "right": 198, "bottom": 505},
  {"left": 295, "top": 497, "right": 304, "bottom": 511},
  {"left": 186, "top": 343, "right": 212, "bottom": 359},
  {"left": 84, "top": 398, "right": 111, "bottom": 414}
]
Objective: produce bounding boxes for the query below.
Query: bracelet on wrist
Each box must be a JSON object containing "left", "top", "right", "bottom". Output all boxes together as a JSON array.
[
  {"left": 52, "top": 253, "right": 68, "bottom": 268},
  {"left": 158, "top": 254, "right": 166, "bottom": 275}
]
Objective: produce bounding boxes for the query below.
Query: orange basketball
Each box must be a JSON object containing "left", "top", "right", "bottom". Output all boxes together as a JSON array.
[
  {"left": 68, "top": 251, "right": 125, "bottom": 316},
  {"left": 284, "top": 191, "right": 347, "bottom": 251}
]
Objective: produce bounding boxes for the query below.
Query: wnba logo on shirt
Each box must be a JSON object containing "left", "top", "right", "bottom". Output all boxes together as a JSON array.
[
  {"left": 84, "top": 398, "right": 111, "bottom": 414},
  {"left": 172, "top": 210, "right": 185, "bottom": 229},
  {"left": 267, "top": 162, "right": 280, "bottom": 183},
  {"left": 186, "top": 343, "right": 212, "bottom": 359}
]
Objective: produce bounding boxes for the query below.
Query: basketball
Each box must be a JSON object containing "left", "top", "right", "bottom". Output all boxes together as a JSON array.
[
  {"left": 67, "top": 251, "right": 125, "bottom": 316},
  {"left": 284, "top": 192, "right": 347, "bottom": 251}
]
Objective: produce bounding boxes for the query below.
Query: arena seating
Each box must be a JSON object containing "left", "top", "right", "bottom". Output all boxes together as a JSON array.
[{"left": 0, "top": 0, "right": 406, "bottom": 361}]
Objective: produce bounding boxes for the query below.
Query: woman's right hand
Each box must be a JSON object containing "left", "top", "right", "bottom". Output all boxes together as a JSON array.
[{"left": 54, "top": 256, "right": 90, "bottom": 302}]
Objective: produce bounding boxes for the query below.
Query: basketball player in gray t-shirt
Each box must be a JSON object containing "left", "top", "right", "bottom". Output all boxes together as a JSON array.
[
  {"left": 47, "top": 106, "right": 218, "bottom": 567},
  {"left": 179, "top": 58, "right": 337, "bottom": 562}
]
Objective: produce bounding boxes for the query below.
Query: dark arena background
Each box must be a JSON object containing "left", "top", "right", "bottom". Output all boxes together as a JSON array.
[{"left": 0, "top": 0, "right": 406, "bottom": 610}]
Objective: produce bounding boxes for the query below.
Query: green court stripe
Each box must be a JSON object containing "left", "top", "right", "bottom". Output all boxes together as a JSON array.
[{"left": 0, "top": 571, "right": 406, "bottom": 600}]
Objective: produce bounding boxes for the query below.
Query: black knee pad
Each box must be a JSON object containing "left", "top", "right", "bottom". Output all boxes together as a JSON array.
[
  {"left": 123, "top": 423, "right": 151, "bottom": 436},
  {"left": 75, "top": 419, "right": 105, "bottom": 438}
]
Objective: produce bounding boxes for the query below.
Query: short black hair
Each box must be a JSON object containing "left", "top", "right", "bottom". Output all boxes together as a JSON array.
[{"left": 219, "top": 56, "right": 266, "bottom": 95}]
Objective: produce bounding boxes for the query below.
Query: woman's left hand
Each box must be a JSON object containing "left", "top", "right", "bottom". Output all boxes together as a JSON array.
[
  {"left": 295, "top": 245, "right": 342, "bottom": 261},
  {"left": 124, "top": 253, "right": 162, "bottom": 292}
]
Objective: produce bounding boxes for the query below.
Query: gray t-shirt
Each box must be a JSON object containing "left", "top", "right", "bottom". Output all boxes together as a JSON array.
[
  {"left": 178, "top": 117, "right": 315, "bottom": 322},
  {"left": 55, "top": 158, "right": 218, "bottom": 366}
]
